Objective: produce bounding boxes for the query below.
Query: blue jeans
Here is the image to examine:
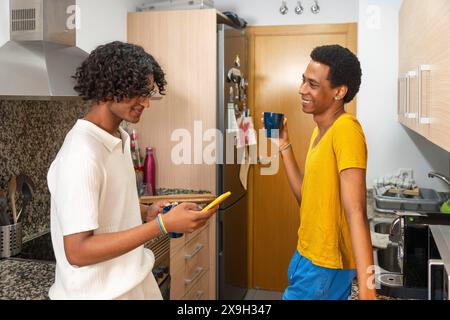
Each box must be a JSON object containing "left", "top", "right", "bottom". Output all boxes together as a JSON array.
[{"left": 282, "top": 250, "right": 356, "bottom": 300}]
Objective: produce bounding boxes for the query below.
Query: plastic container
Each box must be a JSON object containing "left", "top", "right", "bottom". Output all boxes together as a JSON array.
[
  {"left": 162, "top": 204, "right": 183, "bottom": 238},
  {"left": 374, "top": 188, "right": 443, "bottom": 212},
  {"left": 0, "top": 222, "right": 22, "bottom": 258}
]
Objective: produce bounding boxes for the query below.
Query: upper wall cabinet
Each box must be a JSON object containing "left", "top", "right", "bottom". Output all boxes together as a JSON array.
[{"left": 399, "top": 0, "right": 450, "bottom": 152}]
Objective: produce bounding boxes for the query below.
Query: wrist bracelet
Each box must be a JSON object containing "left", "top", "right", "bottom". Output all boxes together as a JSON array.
[
  {"left": 279, "top": 143, "right": 292, "bottom": 154},
  {"left": 156, "top": 214, "right": 168, "bottom": 236}
]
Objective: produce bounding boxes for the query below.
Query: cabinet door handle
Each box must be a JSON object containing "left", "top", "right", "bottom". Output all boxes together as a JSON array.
[
  {"left": 406, "top": 71, "right": 417, "bottom": 119},
  {"left": 185, "top": 267, "right": 204, "bottom": 285},
  {"left": 428, "top": 259, "right": 444, "bottom": 300},
  {"left": 398, "top": 78, "right": 402, "bottom": 117},
  {"left": 405, "top": 72, "right": 410, "bottom": 118},
  {"left": 195, "top": 290, "right": 205, "bottom": 300},
  {"left": 418, "top": 64, "right": 432, "bottom": 125},
  {"left": 185, "top": 243, "right": 204, "bottom": 260}
]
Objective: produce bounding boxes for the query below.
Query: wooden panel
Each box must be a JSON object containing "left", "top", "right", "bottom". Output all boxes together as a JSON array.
[
  {"left": 399, "top": 0, "right": 428, "bottom": 133},
  {"left": 128, "top": 10, "right": 218, "bottom": 299},
  {"left": 170, "top": 226, "right": 210, "bottom": 299},
  {"left": 182, "top": 272, "right": 209, "bottom": 300},
  {"left": 127, "top": 9, "right": 217, "bottom": 193},
  {"left": 399, "top": 0, "right": 450, "bottom": 151},
  {"left": 140, "top": 194, "right": 216, "bottom": 205},
  {"left": 207, "top": 214, "right": 216, "bottom": 300},
  {"left": 247, "top": 24, "right": 358, "bottom": 291},
  {"left": 427, "top": 0, "right": 450, "bottom": 151},
  {"left": 170, "top": 221, "right": 209, "bottom": 257}
]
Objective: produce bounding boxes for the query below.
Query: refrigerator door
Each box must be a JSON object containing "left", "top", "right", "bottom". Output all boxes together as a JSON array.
[
  {"left": 218, "top": 194, "right": 248, "bottom": 300},
  {"left": 217, "top": 24, "right": 248, "bottom": 300},
  {"left": 217, "top": 24, "right": 248, "bottom": 209}
]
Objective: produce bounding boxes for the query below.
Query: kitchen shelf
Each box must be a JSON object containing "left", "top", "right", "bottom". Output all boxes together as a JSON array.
[{"left": 140, "top": 193, "right": 216, "bottom": 205}]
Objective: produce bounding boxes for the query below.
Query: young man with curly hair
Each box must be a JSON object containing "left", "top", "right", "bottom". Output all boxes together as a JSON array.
[
  {"left": 265, "top": 45, "right": 376, "bottom": 300},
  {"left": 47, "top": 41, "right": 218, "bottom": 299}
]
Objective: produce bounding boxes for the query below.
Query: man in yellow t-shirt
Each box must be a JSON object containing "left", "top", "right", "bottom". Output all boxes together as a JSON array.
[{"left": 265, "top": 45, "right": 376, "bottom": 300}]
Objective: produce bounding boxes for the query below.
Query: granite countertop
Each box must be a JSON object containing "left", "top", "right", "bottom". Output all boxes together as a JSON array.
[{"left": 0, "top": 258, "right": 55, "bottom": 300}]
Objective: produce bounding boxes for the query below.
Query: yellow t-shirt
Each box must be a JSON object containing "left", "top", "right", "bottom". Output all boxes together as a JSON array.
[{"left": 297, "top": 113, "right": 367, "bottom": 270}]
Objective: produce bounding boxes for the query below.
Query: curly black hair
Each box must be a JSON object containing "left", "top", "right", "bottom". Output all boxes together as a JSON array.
[
  {"left": 310, "top": 45, "right": 362, "bottom": 104},
  {"left": 73, "top": 41, "right": 167, "bottom": 102}
]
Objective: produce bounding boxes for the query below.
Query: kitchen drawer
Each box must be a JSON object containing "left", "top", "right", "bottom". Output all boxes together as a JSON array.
[
  {"left": 182, "top": 271, "right": 209, "bottom": 300},
  {"left": 170, "top": 226, "right": 209, "bottom": 299},
  {"left": 170, "top": 221, "right": 209, "bottom": 257}
]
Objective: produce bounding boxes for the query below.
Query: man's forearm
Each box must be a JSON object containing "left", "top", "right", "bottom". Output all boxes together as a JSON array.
[
  {"left": 348, "top": 212, "right": 377, "bottom": 299},
  {"left": 64, "top": 221, "right": 162, "bottom": 267},
  {"left": 280, "top": 146, "right": 303, "bottom": 205},
  {"left": 340, "top": 168, "right": 376, "bottom": 299}
]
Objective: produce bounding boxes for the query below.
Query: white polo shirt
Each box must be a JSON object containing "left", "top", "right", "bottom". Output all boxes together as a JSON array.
[{"left": 47, "top": 119, "right": 161, "bottom": 300}]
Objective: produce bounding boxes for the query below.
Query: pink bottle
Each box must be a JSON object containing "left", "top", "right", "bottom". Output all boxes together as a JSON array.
[{"left": 143, "top": 147, "right": 156, "bottom": 196}]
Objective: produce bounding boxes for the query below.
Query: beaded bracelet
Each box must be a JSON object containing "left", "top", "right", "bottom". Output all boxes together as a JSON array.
[
  {"left": 279, "top": 143, "right": 292, "bottom": 154},
  {"left": 156, "top": 214, "right": 168, "bottom": 236}
]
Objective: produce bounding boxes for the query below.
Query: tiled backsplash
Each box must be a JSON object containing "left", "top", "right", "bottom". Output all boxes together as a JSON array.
[{"left": 0, "top": 99, "right": 90, "bottom": 241}]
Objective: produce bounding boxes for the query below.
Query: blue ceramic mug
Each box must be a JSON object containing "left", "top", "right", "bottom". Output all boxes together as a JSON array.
[
  {"left": 162, "top": 204, "right": 183, "bottom": 238},
  {"left": 264, "top": 112, "right": 284, "bottom": 138}
]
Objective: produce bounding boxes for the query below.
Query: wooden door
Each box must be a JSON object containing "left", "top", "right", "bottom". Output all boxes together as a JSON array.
[{"left": 247, "top": 24, "right": 358, "bottom": 291}]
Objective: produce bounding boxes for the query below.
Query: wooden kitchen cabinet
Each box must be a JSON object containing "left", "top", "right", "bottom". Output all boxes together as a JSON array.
[
  {"left": 128, "top": 9, "right": 228, "bottom": 299},
  {"left": 127, "top": 9, "right": 217, "bottom": 192},
  {"left": 140, "top": 194, "right": 217, "bottom": 299},
  {"left": 399, "top": 0, "right": 450, "bottom": 151},
  {"left": 170, "top": 223, "right": 211, "bottom": 300}
]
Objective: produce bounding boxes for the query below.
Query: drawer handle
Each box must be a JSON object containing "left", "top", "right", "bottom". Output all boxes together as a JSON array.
[
  {"left": 185, "top": 267, "right": 204, "bottom": 285},
  {"left": 185, "top": 243, "right": 204, "bottom": 260},
  {"left": 195, "top": 290, "right": 205, "bottom": 300}
]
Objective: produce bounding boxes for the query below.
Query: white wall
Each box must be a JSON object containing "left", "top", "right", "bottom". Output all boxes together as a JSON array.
[
  {"left": 0, "top": 0, "right": 142, "bottom": 51},
  {"left": 0, "top": 0, "right": 9, "bottom": 46},
  {"left": 76, "top": 0, "right": 142, "bottom": 52},
  {"left": 214, "top": 0, "right": 359, "bottom": 25},
  {"left": 358, "top": 0, "right": 450, "bottom": 191}
]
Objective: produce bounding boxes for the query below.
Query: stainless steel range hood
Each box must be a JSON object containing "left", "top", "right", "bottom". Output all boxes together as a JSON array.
[{"left": 0, "top": 0, "right": 89, "bottom": 100}]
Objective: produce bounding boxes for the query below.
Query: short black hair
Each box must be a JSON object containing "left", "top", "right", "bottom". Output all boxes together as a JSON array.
[
  {"left": 73, "top": 41, "right": 167, "bottom": 103},
  {"left": 310, "top": 45, "right": 362, "bottom": 104}
]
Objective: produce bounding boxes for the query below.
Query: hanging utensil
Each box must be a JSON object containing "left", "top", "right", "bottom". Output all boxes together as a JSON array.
[
  {"left": 295, "top": 1, "right": 304, "bottom": 15},
  {"left": 279, "top": 0, "right": 288, "bottom": 15},
  {"left": 8, "top": 175, "right": 17, "bottom": 224},
  {"left": 0, "top": 193, "right": 10, "bottom": 226},
  {"left": 16, "top": 174, "right": 35, "bottom": 222}
]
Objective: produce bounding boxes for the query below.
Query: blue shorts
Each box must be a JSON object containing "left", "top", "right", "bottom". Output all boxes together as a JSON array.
[{"left": 282, "top": 250, "right": 356, "bottom": 300}]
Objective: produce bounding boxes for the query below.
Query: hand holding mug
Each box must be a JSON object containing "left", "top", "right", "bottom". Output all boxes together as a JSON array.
[{"left": 261, "top": 112, "right": 290, "bottom": 148}]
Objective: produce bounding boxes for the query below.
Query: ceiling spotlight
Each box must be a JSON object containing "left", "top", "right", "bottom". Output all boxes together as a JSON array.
[
  {"left": 279, "top": 0, "right": 288, "bottom": 15},
  {"left": 295, "top": 1, "right": 304, "bottom": 15},
  {"left": 311, "top": 0, "right": 320, "bottom": 14}
]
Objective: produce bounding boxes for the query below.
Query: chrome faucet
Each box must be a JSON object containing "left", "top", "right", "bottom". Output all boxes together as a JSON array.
[
  {"left": 389, "top": 216, "right": 405, "bottom": 273},
  {"left": 389, "top": 217, "right": 402, "bottom": 242},
  {"left": 428, "top": 171, "right": 450, "bottom": 186}
]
